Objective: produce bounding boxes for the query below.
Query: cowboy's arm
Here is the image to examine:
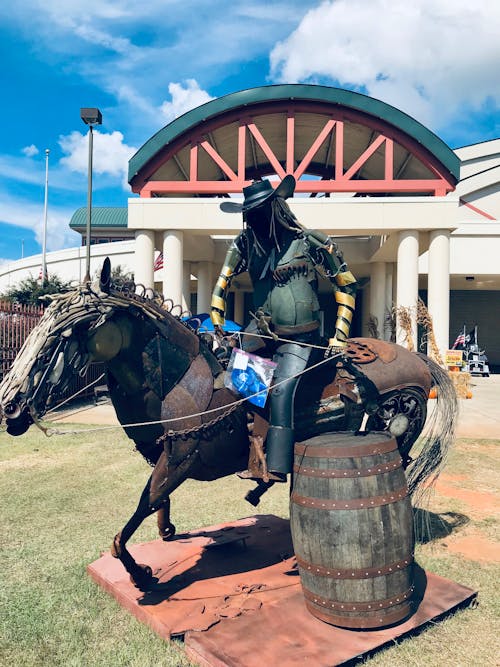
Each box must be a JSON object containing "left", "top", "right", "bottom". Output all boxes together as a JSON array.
[
  {"left": 210, "top": 236, "right": 246, "bottom": 328},
  {"left": 305, "top": 230, "right": 357, "bottom": 349}
]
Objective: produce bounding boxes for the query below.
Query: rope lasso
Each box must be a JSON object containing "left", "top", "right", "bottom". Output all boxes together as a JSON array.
[
  {"left": 37, "top": 349, "right": 344, "bottom": 438},
  {"left": 45, "top": 372, "right": 107, "bottom": 417},
  {"left": 230, "top": 328, "right": 330, "bottom": 351}
]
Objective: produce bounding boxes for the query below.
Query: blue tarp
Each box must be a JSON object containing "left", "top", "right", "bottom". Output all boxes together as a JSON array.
[{"left": 183, "top": 313, "right": 242, "bottom": 333}]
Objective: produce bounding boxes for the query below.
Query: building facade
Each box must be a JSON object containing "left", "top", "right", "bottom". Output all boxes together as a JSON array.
[{"left": 1, "top": 86, "right": 499, "bottom": 366}]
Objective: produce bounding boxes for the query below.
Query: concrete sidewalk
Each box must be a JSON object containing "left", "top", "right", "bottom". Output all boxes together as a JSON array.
[
  {"left": 51, "top": 374, "right": 500, "bottom": 440},
  {"left": 452, "top": 374, "right": 500, "bottom": 439}
]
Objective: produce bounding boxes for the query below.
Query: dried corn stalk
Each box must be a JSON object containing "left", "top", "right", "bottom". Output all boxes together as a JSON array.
[
  {"left": 394, "top": 305, "right": 415, "bottom": 351},
  {"left": 367, "top": 314, "right": 380, "bottom": 339},
  {"left": 384, "top": 307, "right": 396, "bottom": 342},
  {"left": 417, "top": 298, "right": 444, "bottom": 367}
]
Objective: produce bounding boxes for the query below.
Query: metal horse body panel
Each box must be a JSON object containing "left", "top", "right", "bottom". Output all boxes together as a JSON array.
[{"left": 0, "top": 276, "right": 455, "bottom": 590}]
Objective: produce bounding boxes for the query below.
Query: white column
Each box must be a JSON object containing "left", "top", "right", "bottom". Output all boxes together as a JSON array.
[
  {"left": 396, "top": 230, "right": 419, "bottom": 348},
  {"left": 361, "top": 284, "right": 371, "bottom": 337},
  {"left": 162, "top": 230, "right": 183, "bottom": 306},
  {"left": 234, "top": 289, "right": 245, "bottom": 325},
  {"left": 385, "top": 265, "right": 394, "bottom": 340},
  {"left": 369, "top": 261, "right": 386, "bottom": 339},
  {"left": 182, "top": 262, "right": 191, "bottom": 313},
  {"left": 134, "top": 229, "right": 155, "bottom": 290},
  {"left": 428, "top": 229, "right": 450, "bottom": 358},
  {"left": 196, "top": 261, "right": 213, "bottom": 314}
]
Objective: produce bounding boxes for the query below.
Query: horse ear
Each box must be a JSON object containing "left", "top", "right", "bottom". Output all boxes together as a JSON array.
[{"left": 100, "top": 257, "right": 112, "bottom": 293}]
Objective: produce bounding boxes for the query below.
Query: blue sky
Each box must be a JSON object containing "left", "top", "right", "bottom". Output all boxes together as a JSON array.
[{"left": 0, "top": 0, "right": 499, "bottom": 264}]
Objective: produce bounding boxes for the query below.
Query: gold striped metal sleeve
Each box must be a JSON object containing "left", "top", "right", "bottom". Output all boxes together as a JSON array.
[
  {"left": 336, "top": 319, "right": 351, "bottom": 338},
  {"left": 212, "top": 284, "right": 224, "bottom": 298},
  {"left": 220, "top": 264, "right": 233, "bottom": 279},
  {"left": 333, "top": 291, "right": 355, "bottom": 340},
  {"left": 334, "top": 291, "right": 356, "bottom": 308},
  {"left": 337, "top": 305, "right": 353, "bottom": 322},
  {"left": 335, "top": 270, "right": 357, "bottom": 286},
  {"left": 216, "top": 276, "right": 228, "bottom": 290},
  {"left": 211, "top": 295, "right": 226, "bottom": 312},
  {"left": 210, "top": 310, "right": 224, "bottom": 326}
]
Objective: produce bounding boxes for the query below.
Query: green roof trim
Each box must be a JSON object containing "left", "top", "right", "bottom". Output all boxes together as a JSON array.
[
  {"left": 70, "top": 207, "right": 128, "bottom": 229},
  {"left": 128, "top": 84, "right": 460, "bottom": 182}
]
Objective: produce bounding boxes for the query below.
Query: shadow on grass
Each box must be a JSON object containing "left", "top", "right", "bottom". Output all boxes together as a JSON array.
[{"left": 414, "top": 508, "right": 470, "bottom": 544}]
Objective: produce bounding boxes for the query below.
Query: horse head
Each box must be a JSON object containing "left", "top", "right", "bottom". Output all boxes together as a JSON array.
[
  {"left": 0, "top": 276, "right": 122, "bottom": 435},
  {"left": 0, "top": 259, "right": 202, "bottom": 438}
]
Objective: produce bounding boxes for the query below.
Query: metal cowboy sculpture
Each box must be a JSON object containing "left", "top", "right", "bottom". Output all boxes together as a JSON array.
[
  {"left": 0, "top": 258, "right": 456, "bottom": 590},
  {"left": 211, "top": 175, "right": 357, "bottom": 481}
]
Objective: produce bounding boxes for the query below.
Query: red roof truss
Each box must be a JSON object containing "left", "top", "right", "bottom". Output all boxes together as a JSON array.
[{"left": 133, "top": 103, "right": 455, "bottom": 198}]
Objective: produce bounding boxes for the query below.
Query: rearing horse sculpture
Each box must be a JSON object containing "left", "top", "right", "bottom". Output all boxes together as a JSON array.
[{"left": 0, "top": 260, "right": 457, "bottom": 590}]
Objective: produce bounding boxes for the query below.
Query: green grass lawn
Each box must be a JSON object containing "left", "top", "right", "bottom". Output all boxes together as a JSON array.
[{"left": 0, "top": 426, "right": 498, "bottom": 666}]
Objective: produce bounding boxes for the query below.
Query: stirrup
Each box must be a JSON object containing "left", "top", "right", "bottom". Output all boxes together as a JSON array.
[{"left": 237, "top": 469, "right": 287, "bottom": 483}]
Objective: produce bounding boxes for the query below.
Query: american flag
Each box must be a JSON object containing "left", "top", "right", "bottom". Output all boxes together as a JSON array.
[
  {"left": 451, "top": 332, "right": 465, "bottom": 349},
  {"left": 153, "top": 252, "right": 163, "bottom": 272}
]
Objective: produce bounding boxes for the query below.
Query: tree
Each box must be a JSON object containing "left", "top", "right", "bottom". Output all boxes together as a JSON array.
[
  {"left": 92, "top": 263, "right": 134, "bottom": 283},
  {"left": 0, "top": 274, "right": 73, "bottom": 306}
]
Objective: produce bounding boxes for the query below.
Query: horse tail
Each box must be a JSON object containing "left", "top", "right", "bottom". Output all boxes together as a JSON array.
[{"left": 408, "top": 354, "right": 458, "bottom": 503}]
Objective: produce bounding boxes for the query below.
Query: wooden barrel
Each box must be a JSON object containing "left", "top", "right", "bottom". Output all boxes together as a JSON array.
[{"left": 290, "top": 431, "right": 415, "bottom": 629}]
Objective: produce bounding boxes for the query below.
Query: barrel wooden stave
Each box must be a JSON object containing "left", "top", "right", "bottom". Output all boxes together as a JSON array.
[{"left": 290, "top": 431, "right": 414, "bottom": 629}]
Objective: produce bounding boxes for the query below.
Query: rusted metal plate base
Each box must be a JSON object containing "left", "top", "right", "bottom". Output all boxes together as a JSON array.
[{"left": 87, "top": 515, "right": 477, "bottom": 666}]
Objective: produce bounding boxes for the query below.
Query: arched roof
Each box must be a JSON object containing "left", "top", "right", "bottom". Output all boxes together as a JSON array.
[{"left": 129, "top": 84, "right": 459, "bottom": 197}]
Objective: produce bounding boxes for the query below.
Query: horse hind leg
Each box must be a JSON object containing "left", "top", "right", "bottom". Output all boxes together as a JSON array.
[
  {"left": 157, "top": 497, "right": 176, "bottom": 540},
  {"left": 111, "top": 476, "right": 157, "bottom": 590}
]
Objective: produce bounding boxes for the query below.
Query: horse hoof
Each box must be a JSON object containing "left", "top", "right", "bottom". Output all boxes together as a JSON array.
[
  {"left": 131, "top": 564, "right": 154, "bottom": 590},
  {"left": 161, "top": 523, "right": 176, "bottom": 541}
]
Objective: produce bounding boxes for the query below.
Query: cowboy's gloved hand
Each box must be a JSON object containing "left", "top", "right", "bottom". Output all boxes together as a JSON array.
[
  {"left": 214, "top": 324, "right": 226, "bottom": 341},
  {"left": 254, "top": 309, "right": 278, "bottom": 341},
  {"left": 325, "top": 336, "right": 348, "bottom": 358}
]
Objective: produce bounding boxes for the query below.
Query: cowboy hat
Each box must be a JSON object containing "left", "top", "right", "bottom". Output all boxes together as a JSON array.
[{"left": 220, "top": 174, "right": 296, "bottom": 214}]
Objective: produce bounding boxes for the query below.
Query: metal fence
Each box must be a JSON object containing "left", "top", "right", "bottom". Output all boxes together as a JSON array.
[
  {"left": 0, "top": 301, "right": 44, "bottom": 379},
  {"left": 0, "top": 300, "right": 105, "bottom": 401}
]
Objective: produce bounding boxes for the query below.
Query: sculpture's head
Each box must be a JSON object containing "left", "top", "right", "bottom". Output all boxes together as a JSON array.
[
  {"left": 220, "top": 174, "right": 295, "bottom": 216},
  {"left": 220, "top": 175, "right": 300, "bottom": 244}
]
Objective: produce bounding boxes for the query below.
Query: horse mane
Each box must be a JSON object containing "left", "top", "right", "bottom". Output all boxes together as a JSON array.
[
  {"left": 105, "top": 277, "right": 186, "bottom": 318},
  {"left": 40, "top": 277, "right": 202, "bottom": 342}
]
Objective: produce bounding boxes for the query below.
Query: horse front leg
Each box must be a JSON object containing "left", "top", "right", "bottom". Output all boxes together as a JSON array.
[{"left": 111, "top": 476, "right": 157, "bottom": 590}]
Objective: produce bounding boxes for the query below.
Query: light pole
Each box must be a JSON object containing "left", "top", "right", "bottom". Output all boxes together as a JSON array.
[
  {"left": 41, "top": 148, "right": 50, "bottom": 286},
  {"left": 80, "top": 107, "right": 102, "bottom": 283}
]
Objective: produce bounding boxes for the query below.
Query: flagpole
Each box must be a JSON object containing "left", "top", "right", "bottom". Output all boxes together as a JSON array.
[{"left": 41, "top": 148, "right": 50, "bottom": 286}]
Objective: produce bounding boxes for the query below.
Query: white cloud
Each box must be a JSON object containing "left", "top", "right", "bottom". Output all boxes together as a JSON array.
[
  {"left": 160, "top": 80, "right": 214, "bottom": 123},
  {"left": 270, "top": 0, "right": 500, "bottom": 130},
  {"left": 59, "top": 130, "right": 137, "bottom": 187},
  {"left": 0, "top": 155, "right": 46, "bottom": 187},
  {"left": 22, "top": 144, "right": 39, "bottom": 157},
  {"left": 0, "top": 2, "right": 315, "bottom": 125},
  {"left": 0, "top": 190, "right": 79, "bottom": 252}
]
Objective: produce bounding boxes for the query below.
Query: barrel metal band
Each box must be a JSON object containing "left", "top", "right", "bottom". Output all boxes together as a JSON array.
[
  {"left": 295, "top": 554, "right": 414, "bottom": 579},
  {"left": 304, "top": 600, "right": 413, "bottom": 629},
  {"left": 302, "top": 584, "right": 415, "bottom": 613},
  {"left": 290, "top": 486, "right": 408, "bottom": 510},
  {"left": 293, "top": 457, "right": 402, "bottom": 479},
  {"left": 294, "top": 439, "right": 397, "bottom": 459}
]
